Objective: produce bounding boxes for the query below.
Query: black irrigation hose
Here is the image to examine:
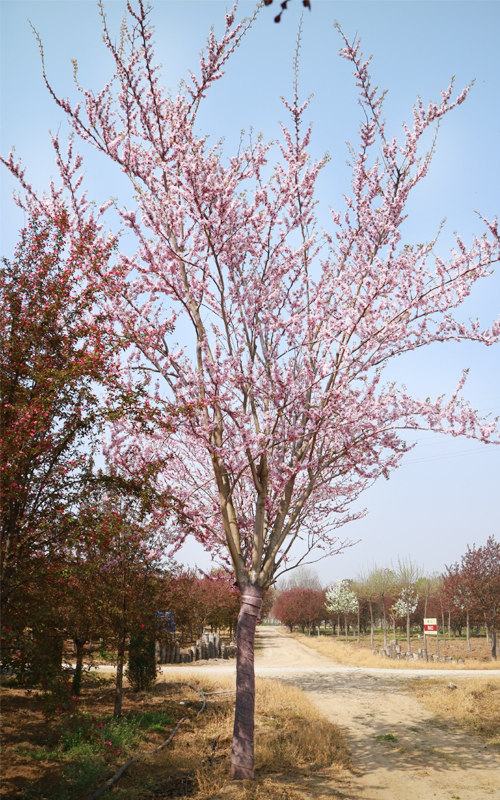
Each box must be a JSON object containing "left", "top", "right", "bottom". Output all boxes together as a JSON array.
[
  {"left": 184, "top": 768, "right": 194, "bottom": 797},
  {"left": 88, "top": 683, "right": 206, "bottom": 800}
]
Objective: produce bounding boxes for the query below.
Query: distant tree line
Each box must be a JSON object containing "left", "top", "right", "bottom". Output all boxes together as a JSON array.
[{"left": 271, "top": 544, "right": 499, "bottom": 660}]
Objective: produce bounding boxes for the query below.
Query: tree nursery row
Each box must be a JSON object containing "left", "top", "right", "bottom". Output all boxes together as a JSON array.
[{"left": 272, "top": 545, "right": 500, "bottom": 660}]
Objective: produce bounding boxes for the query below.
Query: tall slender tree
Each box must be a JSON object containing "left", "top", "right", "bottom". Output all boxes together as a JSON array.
[
  {"left": 2, "top": 1, "right": 499, "bottom": 778},
  {"left": 392, "top": 556, "right": 423, "bottom": 654},
  {"left": 355, "top": 565, "right": 380, "bottom": 648},
  {"left": 457, "top": 537, "right": 500, "bottom": 660}
]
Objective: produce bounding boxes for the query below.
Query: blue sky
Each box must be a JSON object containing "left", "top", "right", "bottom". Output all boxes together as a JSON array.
[{"left": 1, "top": 1, "right": 499, "bottom": 584}]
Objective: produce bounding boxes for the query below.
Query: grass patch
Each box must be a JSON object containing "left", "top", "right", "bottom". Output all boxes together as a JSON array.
[
  {"left": 14, "top": 708, "right": 176, "bottom": 799},
  {"left": 375, "top": 733, "right": 398, "bottom": 742},
  {"left": 409, "top": 677, "right": 500, "bottom": 746},
  {"left": 283, "top": 630, "right": 499, "bottom": 670}
]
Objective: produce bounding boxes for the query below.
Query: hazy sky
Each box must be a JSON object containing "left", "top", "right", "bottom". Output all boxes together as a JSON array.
[{"left": 1, "top": 0, "right": 499, "bottom": 585}]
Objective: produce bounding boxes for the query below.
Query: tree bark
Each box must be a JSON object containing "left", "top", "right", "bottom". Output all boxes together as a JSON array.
[
  {"left": 466, "top": 612, "right": 471, "bottom": 652},
  {"left": 71, "top": 639, "right": 86, "bottom": 696},
  {"left": 369, "top": 601, "right": 374, "bottom": 649},
  {"left": 407, "top": 610, "right": 411, "bottom": 654},
  {"left": 230, "top": 584, "right": 263, "bottom": 780},
  {"left": 114, "top": 597, "right": 127, "bottom": 718},
  {"left": 114, "top": 626, "right": 127, "bottom": 717},
  {"left": 491, "top": 629, "right": 497, "bottom": 661}
]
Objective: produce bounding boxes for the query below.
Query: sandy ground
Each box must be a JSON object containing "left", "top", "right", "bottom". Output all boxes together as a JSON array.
[{"left": 253, "top": 627, "right": 500, "bottom": 800}]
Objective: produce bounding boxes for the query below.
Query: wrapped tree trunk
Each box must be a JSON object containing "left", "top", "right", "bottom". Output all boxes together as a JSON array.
[{"left": 230, "top": 584, "right": 263, "bottom": 780}]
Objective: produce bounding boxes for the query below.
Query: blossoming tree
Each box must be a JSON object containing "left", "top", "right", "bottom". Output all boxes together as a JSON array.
[
  {"left": 2, "top": 1, "right": 499, "bottom": 778},
  {"left": 326, "top": 579, "right": 358, "bottom": 640}
]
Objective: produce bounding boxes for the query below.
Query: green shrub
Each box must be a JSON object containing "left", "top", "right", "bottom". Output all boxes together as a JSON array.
[{"left": 126, "top": 631, "right": 156, "bottom": 692}]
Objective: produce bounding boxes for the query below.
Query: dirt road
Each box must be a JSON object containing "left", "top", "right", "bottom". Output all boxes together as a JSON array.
[
  {"left": 92, "top": 627, "right": 499, "bottom": 798},
  {"left": 253, "top": 626, "right": 500, "bottom": 800}
]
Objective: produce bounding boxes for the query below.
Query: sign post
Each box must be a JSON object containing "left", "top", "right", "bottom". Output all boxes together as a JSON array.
[{"left": 424, "top": 618, "right": 439, "bottom": 658}]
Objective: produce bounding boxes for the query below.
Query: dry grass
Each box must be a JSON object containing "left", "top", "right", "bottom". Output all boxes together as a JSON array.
[
  {"left": 285, "top": 630, "right": 500, "bottom": 670},
  {"left": 410, "top": 677, "right": 500, "bottom": 746},
  {"left": 2, "top": 671, "right": 351, "bottom": 800},
  {"left": 115, "top": 670, "right": 352, "bottom": 800}
]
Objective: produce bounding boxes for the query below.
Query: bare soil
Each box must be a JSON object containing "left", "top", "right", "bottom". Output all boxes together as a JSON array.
[
  {"left": 0, "top": 679, "right": 191, "bottom": 799},
  {"left": 253, "top": 627, "right": 500, "bottom": 800}
]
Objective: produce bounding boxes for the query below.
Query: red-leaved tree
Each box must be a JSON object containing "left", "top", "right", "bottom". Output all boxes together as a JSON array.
[
  {"left": 2, "top": 1, "right": 499, "bottom": 777},
  {"left": 274, "top": 587, "right": 325, "bottom": 634},
  {"left": 0, "top": 212, "right": 117, "bottom": 614},
  {"left": 451, "top": 537, "right": 500, "bottom": 660}
]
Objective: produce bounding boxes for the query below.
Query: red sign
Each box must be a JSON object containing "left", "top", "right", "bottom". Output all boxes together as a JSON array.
[{"left": 424, "top": 618, "right": 438, "bottom": 634}]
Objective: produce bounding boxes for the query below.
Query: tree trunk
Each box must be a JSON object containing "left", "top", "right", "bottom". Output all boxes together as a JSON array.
[
  {"left": 407, "top": 609, "right": 411, "bottom": 654},
  {"left": 466, "top": 613, "right": 471, "bottom": 652},
  {"left": 441, "top": 612, "right": 446, "bottom": 649},
  {"left": 71, "top": 639, "right": 86, "bottom": 696},
  {"left": 357, "top": 606, "right": 360, "bottom": 644},
  {"left": 230, "top": 584, "right": 263, "bottom": 780},
  {"left": 114, "top": 598, "right": 127, "bottom": 718},
  {"left": 369, "top": 601, "right": 374, "bottom": 649},
  {"left": 491, "top": 629, "right": 497, "bottom": 661}
]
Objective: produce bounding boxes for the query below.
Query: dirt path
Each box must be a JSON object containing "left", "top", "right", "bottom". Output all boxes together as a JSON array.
[{"left": 254, "top": 627, "right": 500, "bottom": 800}]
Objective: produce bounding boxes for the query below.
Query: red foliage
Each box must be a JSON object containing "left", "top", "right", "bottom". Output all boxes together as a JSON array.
[
  {"left": 452, "top": 536, "right": 500, "bottom": 657},
  {"left": 273, "top": 588, "right": 326, "bottom": 633},
  {"left": 1, "top": 213, "right": 118, "bottom": 612}
]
